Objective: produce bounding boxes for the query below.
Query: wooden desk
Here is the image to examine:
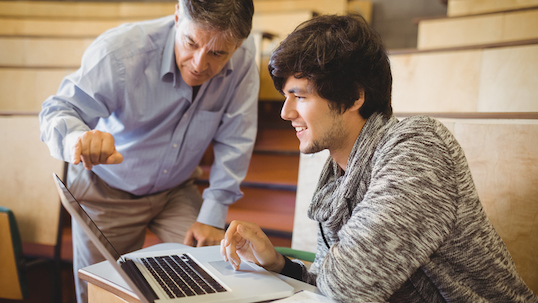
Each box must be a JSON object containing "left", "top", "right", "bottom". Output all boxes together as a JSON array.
[{"left": 79, "top": 243, "right": 321, "bottom": 303}]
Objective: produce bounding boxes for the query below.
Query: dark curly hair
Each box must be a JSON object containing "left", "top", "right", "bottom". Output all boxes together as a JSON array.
[{"left": 268, "top": 14, "right": 392, "bottom": 118}]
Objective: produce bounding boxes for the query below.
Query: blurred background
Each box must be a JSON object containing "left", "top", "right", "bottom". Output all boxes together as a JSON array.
[{"left": 1, "top": 0, "right": 536, "bottom": 302}]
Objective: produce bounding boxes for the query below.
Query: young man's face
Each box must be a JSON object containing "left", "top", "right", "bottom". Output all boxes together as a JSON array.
[
  {"left": 174, "top": 9, "right": 239, "bottom": 87},
  {"left": 281, "top": 77, "right": 351, "bottom": 155}
]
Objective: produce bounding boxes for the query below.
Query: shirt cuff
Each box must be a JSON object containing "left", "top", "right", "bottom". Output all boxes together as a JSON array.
[
  {"left": 280, "top": 255, "right": 304, "bottom": 281},
  {"left": 63, "top": 130, "right": 86, "bottom": 162},
  {"left": 196, "top": 199, "right": 229, "bottom": 229}
]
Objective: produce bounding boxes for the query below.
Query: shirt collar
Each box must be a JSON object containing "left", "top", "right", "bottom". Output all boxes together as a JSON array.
[{"left": 160, "top": 26, "right": 177, "bottom": 82}]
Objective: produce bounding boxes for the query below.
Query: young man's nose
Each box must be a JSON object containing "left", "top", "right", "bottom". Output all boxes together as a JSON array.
[{"left": 280, "top": 98, "right": 297, "bottom": 121}]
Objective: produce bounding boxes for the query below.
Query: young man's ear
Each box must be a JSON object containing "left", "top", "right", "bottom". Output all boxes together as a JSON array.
[{"left": 350, "top": 89, "right": 365, "bottom": 112}]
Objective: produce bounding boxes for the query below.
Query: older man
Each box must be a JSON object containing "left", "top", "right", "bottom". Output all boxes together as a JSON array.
[{"left": 40, "top": 1, "right": 258, "bottom": 302}]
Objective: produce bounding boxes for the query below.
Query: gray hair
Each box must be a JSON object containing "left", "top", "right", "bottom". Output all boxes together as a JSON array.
[{"left": 177, "top": 0, "right": 254, "bottom": 44}]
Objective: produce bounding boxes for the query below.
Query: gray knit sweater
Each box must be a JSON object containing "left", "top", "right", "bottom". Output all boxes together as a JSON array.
[{"left": 294, "top": 113, "right": 537, "bottom": 302}]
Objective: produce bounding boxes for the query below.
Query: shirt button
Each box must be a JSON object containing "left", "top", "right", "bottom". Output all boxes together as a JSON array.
[
  {"left": 173, "top": 144, "right": 178, "bottom": 148},
  {"left": 163, "top": 170, "right": 168, "bottom": 174}
]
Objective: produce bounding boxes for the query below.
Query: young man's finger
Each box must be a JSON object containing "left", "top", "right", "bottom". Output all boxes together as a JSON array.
[
  {"left": 224, "top": 220, "right": 241, "bottom": 246},
  {"left": 236, "top": 224, "right": 269, "bottom": 252}
]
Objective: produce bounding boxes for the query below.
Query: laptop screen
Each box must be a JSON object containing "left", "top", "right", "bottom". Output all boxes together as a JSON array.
[{"left": 55, "top": 175, "right": 124, "bottom": 262}]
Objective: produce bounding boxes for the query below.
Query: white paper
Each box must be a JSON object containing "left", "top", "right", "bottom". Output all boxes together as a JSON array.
[{"left": 273, "top": 290, "right": 334, "bottom": 302}]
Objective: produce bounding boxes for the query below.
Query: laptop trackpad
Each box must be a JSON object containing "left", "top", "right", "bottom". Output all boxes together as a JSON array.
[{"left": 208, "top": 260, "right": 255, "bottom": 275}]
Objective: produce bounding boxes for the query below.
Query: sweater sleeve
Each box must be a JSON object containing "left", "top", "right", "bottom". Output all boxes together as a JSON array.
[
  {"left": 279, "top": 255, "right": 305, "bottom": 281},
  {"left": 315, "top": 121, "right": 459, "bottom": 302}
]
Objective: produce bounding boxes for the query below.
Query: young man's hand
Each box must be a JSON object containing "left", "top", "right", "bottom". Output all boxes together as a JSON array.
[
  {"left": 72, "top": 130, "right": 123, "bottom": 170},
  {"left": 220, "top": 220, "right": 285, "bottom": 273}
]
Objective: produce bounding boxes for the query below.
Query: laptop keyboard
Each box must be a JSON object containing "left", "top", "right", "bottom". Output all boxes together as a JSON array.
[{"left": 141, "top": 254, "right": 227, "bottom": 299}]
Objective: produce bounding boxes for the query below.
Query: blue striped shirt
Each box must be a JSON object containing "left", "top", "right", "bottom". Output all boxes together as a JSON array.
[{"left": 39, "top": 16, "right": 259, "bottom": 228}]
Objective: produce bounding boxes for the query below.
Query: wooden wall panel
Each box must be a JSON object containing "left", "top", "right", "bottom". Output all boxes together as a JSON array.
[
  {"left": 449, "top": 119, "right": 538, "bottom": 294},
  {"left": 0, "top": 116, "right": 65, "bottom": 246},
  {"left": 390, "top": 50, "right": 483, "bottom": 113},
  {"left": 0, "top": 18, "right": 135, "bottom": 37},
  {"left": 0, "top": 37, "right": 91, "bottom": 67},
  {"left": 0, "top": 68, "right": 75, "bottom": 113},
  {"left": 0, "top": 1, "right": 174, "bottom": 19},
  {"left": 478, "top": 44, "right": 538, "bottom": 112}
]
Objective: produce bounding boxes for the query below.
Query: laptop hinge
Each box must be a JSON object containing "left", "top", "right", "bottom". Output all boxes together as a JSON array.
[{"left": 121, "top": 259, "right": 160, "bottom": 303}]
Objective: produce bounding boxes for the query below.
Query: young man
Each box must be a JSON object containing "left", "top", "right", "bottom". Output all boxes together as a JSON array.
[
  {"left": 39, "top": 0, "right": 257, "bottom": 302},
  {"left": 221, "top": 14, "right": 538, "bottom": 302}
]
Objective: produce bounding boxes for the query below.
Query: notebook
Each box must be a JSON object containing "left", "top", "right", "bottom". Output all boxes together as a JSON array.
[{"left": 53, "top": 173, "right": 294, "bottom": 303}]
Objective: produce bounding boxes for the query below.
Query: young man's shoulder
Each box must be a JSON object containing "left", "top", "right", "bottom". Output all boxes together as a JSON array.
[
  {"left": 388, "top": 115, "right": 454, "bottom": 143},
  {"left": 374, "top": 115, "right": 458, "bottom": 160},
  {"left": 394, "top": 115, "right": 444, "bottom": 131}
]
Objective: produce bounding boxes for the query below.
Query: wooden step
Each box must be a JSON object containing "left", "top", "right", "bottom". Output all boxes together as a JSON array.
[
  {"left": 195, "top": 184, "right": 295, "bottom": 238},
  {"left": 227, "top": 187, "right": 295, "bottom": 234},
  {"left": 418, "top": 9, "right": 538, "bottom": 50},
  {"left": 0, "top": 0, "right": 356, "bottom": 20},
  {"left": 389, "top": 43, "right": 538, "bottom": 113},
  {"left": 255, "top": 128, "right": 298, "bottom": 154},
  {"left": 0, "top": 17, "right": 137, "bottom": 38},
  {"left": 0, "top": 36, "right": 90, "bottom": 67},
  {"left": 200, "top": 152, "right": 299, "bottom": 190},
  {"left": 0, "top": 1, "right": 175, "bottom": 19},
  {"left": 244, "top": 153, "right": 299, "bottom": 189},
  {"left": 0, "top": 68, "right": 75, "bottom": 112},
  {"left": 447, "top": 0, "right": 538, "bottom": 17}
]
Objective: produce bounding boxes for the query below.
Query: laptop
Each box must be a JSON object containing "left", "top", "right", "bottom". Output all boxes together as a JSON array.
[{"left": 53, "top": 173, "right": 294, "bottom": 303}]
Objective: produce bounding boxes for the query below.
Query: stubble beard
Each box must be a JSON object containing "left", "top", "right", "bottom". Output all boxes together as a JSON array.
[{"left": 301, "top": 116, "right": 347, "bottom": 155}]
